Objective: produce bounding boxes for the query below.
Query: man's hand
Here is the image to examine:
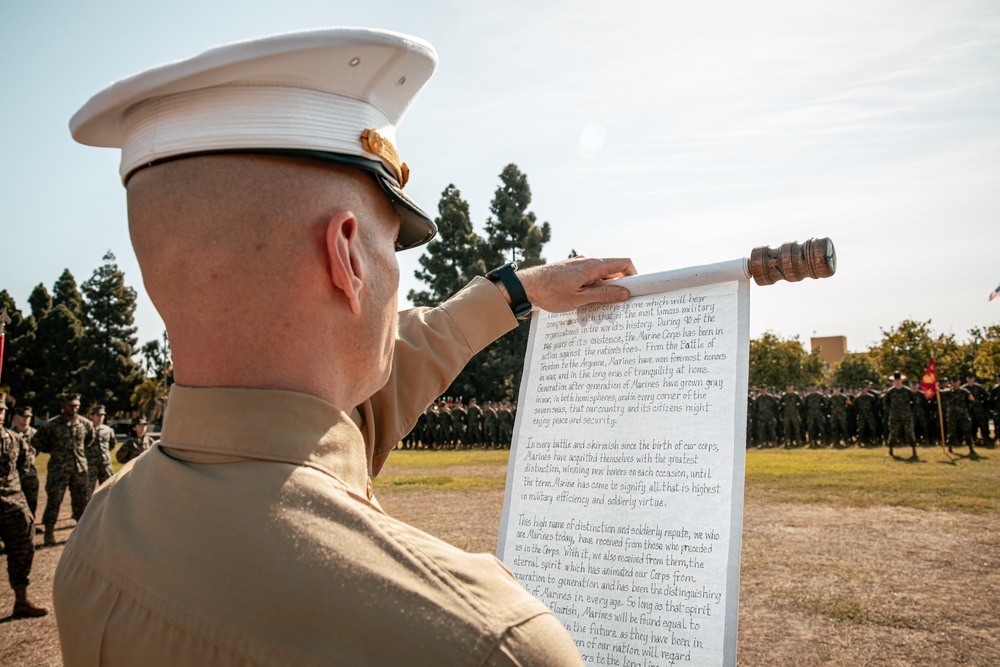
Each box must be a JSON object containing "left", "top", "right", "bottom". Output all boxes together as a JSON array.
[{"left": 511, "top": 257, "right": 637, "bottom": 314}]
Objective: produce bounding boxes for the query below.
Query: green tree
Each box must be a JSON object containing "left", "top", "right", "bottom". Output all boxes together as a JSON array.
[
  {"left": 970, "top": 323, "right": 1000, "bottom": 380},
  {"left": 1, "top": 290, "right": 45, "bottom": 407},
  {"left": 52, "top": 268, "right": 86, "bottom": 320},
  {"left": 869, "top": 319, "right": 960, "bottom": 382},
  {"left": 131, "top": 377, "right": 170, "bottom": 423},
  {"left": 479, "top": 165, "right": 551, "bottom": 401},
  {"left": 484, "top": 164, "right": 551, "bottom": 268},
  {"left": 749, "top": 331, "right": 825, "bottom": 388},
  {"left": 78, "top": 251, "right": 144, "bottom": 415},
  {"left": 407, "top": 185, "right": 486, "bottom": 307},
  {"left": 829, "top": 352, "right": 881, "bottom": 387},
  {"left": 28, "top": 283, "right": 52, "bottom": 319},
  {"left": 33, "top": 303, "right": 86, "bottom": 412},
  {"left": 407, "top": 165, "right": 552, "bottom": 402},
  {"left": 140, "top": 331, "right": 174, "bottom": 385}
]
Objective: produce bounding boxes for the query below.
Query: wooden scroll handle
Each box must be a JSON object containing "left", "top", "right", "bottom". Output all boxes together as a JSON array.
[{"left": 748, "top": 237, "right": 836, "bottom": 286}]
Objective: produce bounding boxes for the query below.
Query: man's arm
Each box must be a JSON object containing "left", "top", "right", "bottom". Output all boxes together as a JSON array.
[{"left": 364, "top": 257, "right": 636, "bottom": 475}]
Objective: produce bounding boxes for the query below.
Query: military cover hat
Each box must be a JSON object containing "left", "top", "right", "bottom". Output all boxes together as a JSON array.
[
  {"left": 132, "top": 416, "right": 148, "bottom": 426},
  {"left": 70, "top": 28, "right": 439, "bottom": 251},
  {"left": 92, "top": 405, "right": 107, "bottom": 415},
  {"left": 15, "top": 405, "right": 32, "bottom": 417},
  {"left": 0, "top": 393, "right": 6, "bottom": 409}
]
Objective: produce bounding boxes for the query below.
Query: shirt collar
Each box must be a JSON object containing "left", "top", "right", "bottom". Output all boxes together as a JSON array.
[{"left": 160, "top": 386, "right": 371, "bottom": 499}]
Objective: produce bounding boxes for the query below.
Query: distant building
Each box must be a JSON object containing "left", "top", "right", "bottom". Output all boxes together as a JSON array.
[{"left": 811, "top": 336, "right": 847, "bottom": 368}]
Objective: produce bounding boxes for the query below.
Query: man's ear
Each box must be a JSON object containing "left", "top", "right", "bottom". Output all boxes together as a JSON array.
[{"left": 325, "top": 211, "right": 364, "bottom": 315}]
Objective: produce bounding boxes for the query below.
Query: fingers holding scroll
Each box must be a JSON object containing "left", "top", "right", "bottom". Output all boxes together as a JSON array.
[{"left": 518, "top": 256, "right": 637, "bottom": 313}]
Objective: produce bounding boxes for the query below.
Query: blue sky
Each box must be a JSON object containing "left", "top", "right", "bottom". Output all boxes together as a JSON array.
[{"left": 2, "top": 0, "right": 998, "bottom": 354}]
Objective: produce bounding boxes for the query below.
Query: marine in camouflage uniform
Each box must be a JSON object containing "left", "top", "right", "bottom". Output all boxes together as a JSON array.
[
  {"left": 882, "top": 372, "right": 916, "bottom": 458},
  {"left": 754, "top": 387, "right": 779, "bottom": 447},
  {"left": 497, "top": 404, "right": 514, "bottom": 449},
  {"left": 115, "top": 416, "right": 157, "bottom": 465},
  {"left": 964, "top": 375, "right": 990, "bottom": 445},
  {"left": 33, "top": 393, "right": 95, "bottom": 545},
  {"left": 10, "top": 405, "right": 39, "bottom": 517},
  {"left": 780, "top": 385, "right": 803, "bottom": 447},
  {"left": 827, "top": 386, "right": 851, "bottom": 447},
  {"left": 466, "top": 398, "right": 484, "bottom": 448},
  {"left": 483, "top": 402, "right": 499, "bottom": 449},
  {"left": 451, "top": 399, "right": 468, "bottom": 448},
  {"left": 944, "top": 377, "right": 976, "bottom": 456},
  {"left": 0, "top": 394, "right": 49, "bottom": 617},
  {"left": 854, "top": 384, "right": 880, "bottom": 446},
  {"left": 803, "top": 386, "right": 827, "bottom": 447},
  {"left": 908, "top": 381, "right": 930, "bottom": 444},
  {"left": 87, "top": 405, "right": 117, "bottom": 492}
]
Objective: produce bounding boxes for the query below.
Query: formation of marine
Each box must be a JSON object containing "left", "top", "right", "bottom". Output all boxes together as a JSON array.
[
  {"left": 401, "top": 398, "right": 518, "bottom": 450},
  {"left": 746, "top": 372, "right": 1000, "bottom": 457}
]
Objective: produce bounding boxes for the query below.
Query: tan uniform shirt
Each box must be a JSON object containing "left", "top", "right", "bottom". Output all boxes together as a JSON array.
[{"left": 54, "top": 278, "right": 584, "bottom": 666}]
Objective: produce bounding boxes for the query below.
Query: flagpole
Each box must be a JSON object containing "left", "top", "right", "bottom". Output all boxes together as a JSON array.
[
  {"left": 920, "top": 356, "right": 951, "bottom": 461},
  {"left": 935, "top": 390, "right": 949, "bottom": 459}
]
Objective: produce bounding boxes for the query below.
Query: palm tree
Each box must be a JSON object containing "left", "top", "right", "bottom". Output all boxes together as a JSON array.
[{"left": 131, "top": 377, "right": 169, "bottom": 423}]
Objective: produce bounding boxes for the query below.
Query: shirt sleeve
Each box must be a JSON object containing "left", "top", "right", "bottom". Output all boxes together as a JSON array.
[
  {"left": 364, "top": 277, "right": 518, "bottom": 475},
  {"left": 481, "top": 614, "right": 586, "bottom": 667}
]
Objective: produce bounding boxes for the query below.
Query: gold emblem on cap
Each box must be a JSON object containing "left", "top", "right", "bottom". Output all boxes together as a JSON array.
[{"left": 360, "top": 129, "right": 410, "bottom": 188}]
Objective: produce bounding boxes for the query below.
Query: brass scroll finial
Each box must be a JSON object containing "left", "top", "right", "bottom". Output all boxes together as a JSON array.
[{"left": 748, "top": 237, "right": 837, "bottom": 286}]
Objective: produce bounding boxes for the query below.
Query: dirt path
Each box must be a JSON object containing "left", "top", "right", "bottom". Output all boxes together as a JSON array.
[{"left": 3, "top": 483, "right": 998, "bottom": 666}]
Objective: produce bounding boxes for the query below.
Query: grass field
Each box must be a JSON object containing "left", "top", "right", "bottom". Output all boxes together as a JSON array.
[{"left": 378, "top": 445, "right": 1000, "bottom": 513}]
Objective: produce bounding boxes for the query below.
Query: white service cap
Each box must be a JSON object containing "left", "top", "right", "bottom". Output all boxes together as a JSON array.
[{"left": 70, "top": 27, "right": 439, "bottom": 250}]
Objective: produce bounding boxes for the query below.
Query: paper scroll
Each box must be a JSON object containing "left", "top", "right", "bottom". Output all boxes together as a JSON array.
[{"left": 498, "top": 274, "right": 750, "bottom": 667}]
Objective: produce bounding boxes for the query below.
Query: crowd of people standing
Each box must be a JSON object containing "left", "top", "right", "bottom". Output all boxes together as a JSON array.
[
  {"left": 747, "top": 372, "right": 1000, "bottom": 458},
  {"left": 0, "top": 392, "right": 156, "bottom": 618},
  {"left": 402, "top": 398, "right": 517, "bottom": 450}
]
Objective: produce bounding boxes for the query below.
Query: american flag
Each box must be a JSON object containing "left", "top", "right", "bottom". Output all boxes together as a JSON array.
[{"left": 990, "top": 284, "right": 1000, "bottom": 302}]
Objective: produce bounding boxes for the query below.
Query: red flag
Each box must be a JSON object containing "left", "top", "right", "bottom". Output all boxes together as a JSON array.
[{"left": 919, "top": 358, "right": 937, "bottom": 399}]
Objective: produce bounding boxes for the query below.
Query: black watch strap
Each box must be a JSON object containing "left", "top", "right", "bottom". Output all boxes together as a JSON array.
[{"left": 486, "top": 262, "right": 532, "bottom": 319}]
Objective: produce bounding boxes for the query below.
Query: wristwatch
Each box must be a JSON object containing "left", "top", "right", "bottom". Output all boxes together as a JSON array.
[{"left": 486, "top": 262, "right": 532, "bottom": 319}]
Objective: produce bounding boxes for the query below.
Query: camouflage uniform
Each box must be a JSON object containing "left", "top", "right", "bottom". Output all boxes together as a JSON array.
[
  {"left": 87, "top": 422, "right": 117, "bottom": 491},
  {"left": 1, "top": 427, "right": 36, "bottom": 590},
  {"left": 909, "top": 384, "right": 931, "bottom": 444},
  {"left": 803, "top": 388, "right": 827, "bottom": 446},
  {"left": 964, "top": 379, "right": 990, "bottom": 444},
  {"left": 882, "top": 382, "right": 916, "bottom": 457},
  {"left": 944, "top": 382, "right": 975, "bottom": 453},
  {"left": 34, "top": 412, "right": 95, "bottom": 528},
  {"left": 451, "top": 401, "right": 468, "bottom": 448},
  {"left": 780, "top": 388, "right": 803, "bottom": 446},
  {"left": 827, "top": 389, "right": 851, "bottom": 446},
  {"left": 483, "top": 403, "right": 499, "bottom": 449},
  {"left": 854, "top": 388, "right": 880, "bottom": 446},
  {"left": 497, "top": 405, "right": 514, "bottom": 449},
  {"left": 466, "top": 400, "right": 483, "bottom": 448},
  {"left": 754, "top": 390, "right": 779, "bottom": 447},
  {"left": 116, "top": 434, "right": 156, "bottom": 465},
  {"left": 10, "top": 410, "right": 39, "bottom": 517}
]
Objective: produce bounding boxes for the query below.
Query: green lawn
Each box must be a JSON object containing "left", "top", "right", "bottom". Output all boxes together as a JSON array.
[
  {"left": 744, "top": 446, "right": 999, "bottom": 514},
  {"left": 36, "top": 443, "right": 995, "bottom": 515},
  {"left": 377, "top": 446, "right": 999, "bottom": 514}
]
